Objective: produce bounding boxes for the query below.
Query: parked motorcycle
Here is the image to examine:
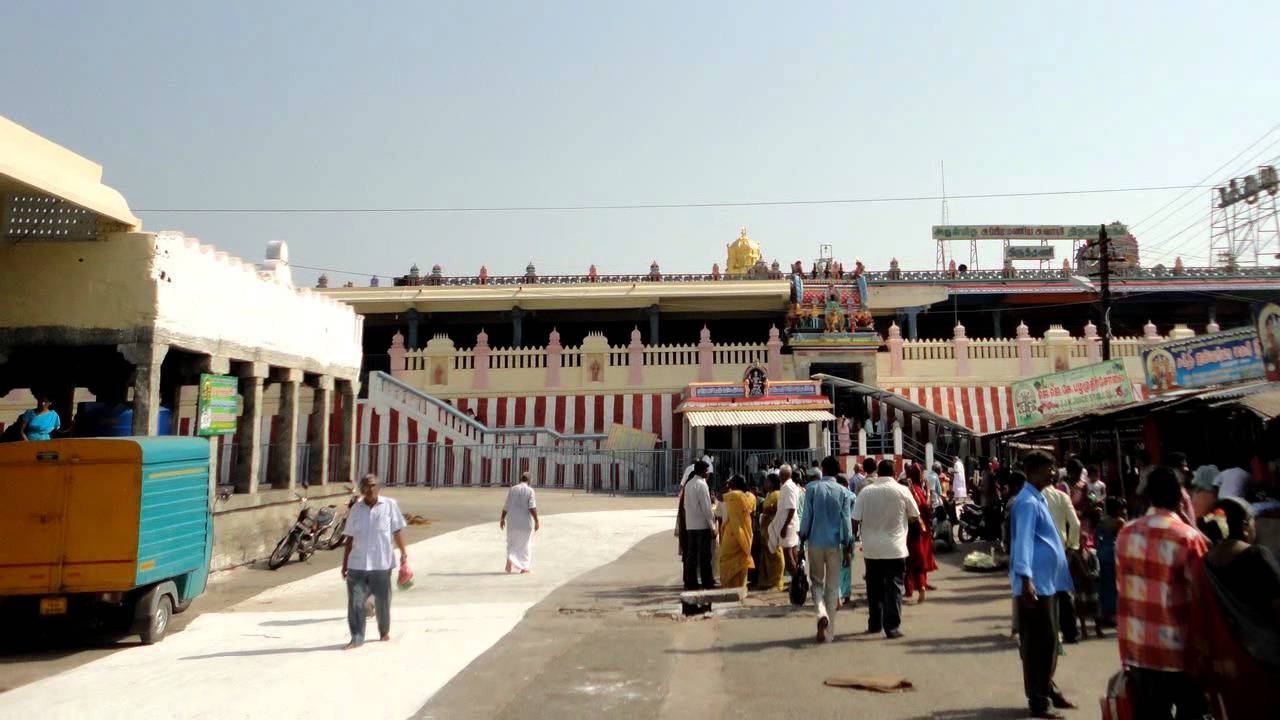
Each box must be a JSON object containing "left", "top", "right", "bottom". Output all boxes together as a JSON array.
[
  {"left": 955, "top": 502, "right": 1003, "bottom": 545},
  {"left": 267, "top": 495, "right": 341, "bottom": 570},
  {"left": 317, "top": 491, "right": 359, "bottom": 551},
  {"left": 932, "top": 505, "right": 956, "bottom": 553}
]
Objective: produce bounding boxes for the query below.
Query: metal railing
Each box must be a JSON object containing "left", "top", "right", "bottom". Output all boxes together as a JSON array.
[
  {"left": 360, "top": 264, "right": 1280, "bottom": 288},
  {"left": 356, "top": 442, "right": 684, "bottom": 495}
]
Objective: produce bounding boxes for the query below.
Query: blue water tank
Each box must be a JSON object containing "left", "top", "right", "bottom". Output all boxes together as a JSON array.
[{"left": 74, "top": 402, "right": 174, "bottom": 437}]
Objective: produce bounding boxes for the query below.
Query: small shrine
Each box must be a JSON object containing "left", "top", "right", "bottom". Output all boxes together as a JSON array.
[
  {"left": 784, "top": 250, "right": 879, "bottom": 349},
  {"left": 725, "top": 227, "right": 762, "bottom": 275}
]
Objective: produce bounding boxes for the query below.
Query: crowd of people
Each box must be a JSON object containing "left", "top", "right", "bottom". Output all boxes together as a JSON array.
[
  {"left": 675, "top": 453, "right": 938, "bottom": 643},
  {"left": 1003, "top": 449, "right": 1280, "bottom": 718},
  {"left": 675, "top": 447, "right": 1280, "bottom": 718}
]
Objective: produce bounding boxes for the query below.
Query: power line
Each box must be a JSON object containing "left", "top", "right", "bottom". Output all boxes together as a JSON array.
[
  {"left": 135, "top": 183, "right": 1208, "bottom": 214},
  {"left": 1128, "top": 121, "right": 1280, "bottom": 234}
]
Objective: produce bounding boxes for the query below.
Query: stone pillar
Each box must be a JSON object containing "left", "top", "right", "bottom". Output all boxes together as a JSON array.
[
  {"left": 335, "top": 378, "right": 359, "bottom": 486},
  {"left": 545, "top": 328, "right": 562, "bottom": 388},
  {"left": 1169, "top": 324, "right": 1195, "bottom": 340},
  {"left": 388, "top": 331, "right": 407, "bottom": 378},
  {"left": 1083, "top": 321, "right": 1102, "bottom": 363},
  {"left": 892, "top": 422, "right": 903, "bottom": 456},
  {"left": 1016, "top": 321, "right": 1034, "bottom": 377},
  {"left": 887, "top": 322, "right": 904, "bottom": 376},
  {"left": 646, "top": 304, "right": 660, "bottom": 345},
  {"left": 406, "top": 308, "right": 420, "bottom": 350},
  {"left": 766, "top": 326, "right": 783, "bottom": 379},
  {"left": 118, "top": 342, "right": 169, "bottom": 436},
  {"left": 511, "top": 307, "right": 525, "bottom": 348},
  {"left": 1045, "top": 325, "right": 1072, "bottom": 372},
  {"left": 307, "top": 376, "right": 333, "bottom": 487},
  {"left": 857, "top": 428, "right": 867, "bottom": 457},
  {"left": 198, "top": 355, "right": 231, "bottom": 497},
  {"left": 697, "top": 326, "right": 714, "bottom": 382},
  {"left": 473, "top": 329, "right": 491, "bottom": 390},
  {"left": 906, "top": 307, "right": 920, "bottom": 339},
  {"left": 953, "top": 322, "right": 970, "bottom": 377},
  {"left": 627, "top": 327, "right": 644, "bottom": 386},
  {"left": 233, "top": 361, "right": 268, "bottom": 494},
  {"left": 992, "top": 308, "right": 1004, "bottom": 339},
  {"left": 269, "top": 368, "right": 302, "bottom": 490},
  {"left": 924, "top": 442, "right": 934, "bottom": 471}
]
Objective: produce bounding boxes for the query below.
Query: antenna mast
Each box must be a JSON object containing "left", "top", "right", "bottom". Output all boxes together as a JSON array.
[{"left": 936, "top": 161, "right": 949, "bottom": 270}]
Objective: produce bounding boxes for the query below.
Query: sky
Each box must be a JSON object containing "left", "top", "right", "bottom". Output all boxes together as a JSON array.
[{"left": 5, "top": 1, "right": 1280, "bottom": 286}]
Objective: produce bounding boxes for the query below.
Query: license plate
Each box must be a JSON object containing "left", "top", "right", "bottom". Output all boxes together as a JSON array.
[{"left": 39, "top": 597, "right": 67, "bottom": 615}]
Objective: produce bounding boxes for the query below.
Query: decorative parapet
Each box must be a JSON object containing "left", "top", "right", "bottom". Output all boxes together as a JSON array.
[
  {"left": 953, "top": 322, "right": 970, "bottom": 375},
  {"left": 473, "top": 329, "right": 491, "bottom": 390},
  {"left": 627, "top": 328, "right": 644, "bottom": 386},
  {"left": 766, "top": 325, "right": 784, "bottom": 379},
  {"left": 887, "top": 322, "right": 904, "bottom": 376},
  {"left": 545, "top": 328, "right": 562, "bottom": 388}
]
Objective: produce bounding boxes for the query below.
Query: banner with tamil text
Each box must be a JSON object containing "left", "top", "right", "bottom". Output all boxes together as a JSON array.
[
  {"left": 1011, "top": 359, "right": 1134, "bottom": 427},
  {"left": 1141, "top": 328, "right": 1264, "bottom": 394}
]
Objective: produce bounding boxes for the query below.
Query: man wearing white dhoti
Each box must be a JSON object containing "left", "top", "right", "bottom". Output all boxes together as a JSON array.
[{"left": 501, "top": 472, "right": 540, "bottom": 573}]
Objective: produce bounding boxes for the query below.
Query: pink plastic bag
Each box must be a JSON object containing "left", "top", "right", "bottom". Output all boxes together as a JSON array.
[{"left": 396, "top": 557, "right": 415, "bottom": 590}]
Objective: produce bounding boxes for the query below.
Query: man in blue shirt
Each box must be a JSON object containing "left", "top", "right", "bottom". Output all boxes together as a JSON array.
[
  {"left": 799, "top": 456, "right": 852, "bottom": 643},
  {"left": 1008, "top": 451, "right": 1076, "bottom": 719}
]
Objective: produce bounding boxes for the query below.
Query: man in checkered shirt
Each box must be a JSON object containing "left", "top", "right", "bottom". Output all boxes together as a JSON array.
[{"left": 1116, "top": 466, "right": 1209, "bottom": 718}]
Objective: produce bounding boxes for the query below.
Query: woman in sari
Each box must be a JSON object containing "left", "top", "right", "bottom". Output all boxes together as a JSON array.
[
  {"left": 17, "top": 397, "right": 60, "bottom": 441},
  {"left": 756, "top": 473, "right": 785, "bottom": 590},
  {"left": 904, "top": 464, "right": 938, "bottom": 603},
  {"left": 718, "top": 474, "right": 757, "bottom": 589},
  {"left": 1188, "top": 497, "right": 1280, "bottom": 720}
]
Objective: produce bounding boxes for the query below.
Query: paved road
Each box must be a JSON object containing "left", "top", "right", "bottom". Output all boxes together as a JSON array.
[
  {"left": 423, "top": 534, "right": 1121, "bottom": 720},
  {"left": 0, "top": 490, "right": 671, "bottom": 701},
  {"left": 3, "top": 490, "right": 1123, "bottom": 718}
]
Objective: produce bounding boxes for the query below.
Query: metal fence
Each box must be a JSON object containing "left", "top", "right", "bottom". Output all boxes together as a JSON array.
[{"left": 349, "top": 444, "right": 829, "bottom": 494}]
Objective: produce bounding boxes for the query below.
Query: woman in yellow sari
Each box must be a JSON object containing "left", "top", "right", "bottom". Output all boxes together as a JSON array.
[
  {"left": 718, "top": 474, "right": 757, "bottom": 589},
  {"left": 755, "top": 473, "right": 785, "bottom": 590}
]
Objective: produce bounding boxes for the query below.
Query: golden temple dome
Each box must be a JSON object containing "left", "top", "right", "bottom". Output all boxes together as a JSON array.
[{"left": 726, "top": 227, "right": 762, "bottom": 275}]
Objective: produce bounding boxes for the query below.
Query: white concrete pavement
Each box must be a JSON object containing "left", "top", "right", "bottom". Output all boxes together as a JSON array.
[{"left": 0, "top": 509, "right": 676, "bottom": 720}]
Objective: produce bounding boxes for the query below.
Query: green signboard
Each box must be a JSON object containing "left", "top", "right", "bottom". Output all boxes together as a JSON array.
[
  {"left": 933, "top": 222, "right": 1127, "bottom": 241},
  {"left": 1011, "top": 359, "right": 1134, "bottom": 427},
  {"left": 196, "top": 373, "right": 239, "bottom": 436}
]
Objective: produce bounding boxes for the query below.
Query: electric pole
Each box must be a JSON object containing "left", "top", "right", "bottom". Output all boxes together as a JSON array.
[{"left": 1096, "top": 223, "right": 1113, "bottom": 361}]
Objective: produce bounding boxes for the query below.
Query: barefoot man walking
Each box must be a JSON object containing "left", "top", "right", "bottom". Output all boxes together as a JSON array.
[
  {"left": 501, "top": 472, "right": 540, "bottom": 573},
  {"left": 342, "top": 474, "right": 408, "bottom": 649}
]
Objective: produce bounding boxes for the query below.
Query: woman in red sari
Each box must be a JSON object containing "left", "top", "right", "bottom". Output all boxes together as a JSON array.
[{"left": 903, "top": 464, "right": 938, "bottom": 603}]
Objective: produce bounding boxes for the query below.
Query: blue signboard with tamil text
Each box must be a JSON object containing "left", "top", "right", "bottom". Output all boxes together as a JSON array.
[{"left": 1141, "top": 327, "right": 1264, "bottom": 394}]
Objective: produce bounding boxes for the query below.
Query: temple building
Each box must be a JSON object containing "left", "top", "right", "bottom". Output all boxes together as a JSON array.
[{"left": 318, "top": 227, "right": 1280, "bottom": 489}]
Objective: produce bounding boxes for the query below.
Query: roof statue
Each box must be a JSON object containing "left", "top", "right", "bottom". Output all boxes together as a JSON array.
[{"left": 726, "top": 227, "right": 762, "bottom": 275}]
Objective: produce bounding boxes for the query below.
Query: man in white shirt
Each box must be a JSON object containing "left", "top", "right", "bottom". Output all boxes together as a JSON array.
[
  {"left": 681, "top": 461, "right": 717, "bottom": 590},
  {"left": 852, "top": 459, "right": 922, "bottom": 638},
  {"left": 501, "top": 472, "right": 540, "bottom": 574},
  {"left": 952, "top": 456, "right": 969, "bottom": 505},
  {"left": 342, "top": 474, "right": 408, "bottom": 649},
  {"left": 769, "top": 464, "right": 802, "bottom": 578},
  {"left": 1214, "top": 465, "right": 1250, "bottom": 500}
]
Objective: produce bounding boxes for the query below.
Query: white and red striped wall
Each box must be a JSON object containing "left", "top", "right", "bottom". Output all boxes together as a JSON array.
[{"left": 355, "top": 392, "right": 685, "bottom": 449}]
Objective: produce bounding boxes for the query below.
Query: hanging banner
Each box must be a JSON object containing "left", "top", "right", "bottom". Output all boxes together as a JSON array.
[
  {"left": 196, "top": 373, "right": 240, "bottom": 436},
  {"left": 1011, "top": 359, "right": 1133, "bottom": 426},
  {"left": 1142, "top": 328, "right": 1264, "bottom": 393},
  {"left": 1257, "top": 301, "right": 1280, "bottom": 382}
]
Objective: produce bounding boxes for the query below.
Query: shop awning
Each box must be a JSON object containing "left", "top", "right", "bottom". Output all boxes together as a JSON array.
[{"left": 685, "top": 409, "right": 836, "bottom": 427}]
